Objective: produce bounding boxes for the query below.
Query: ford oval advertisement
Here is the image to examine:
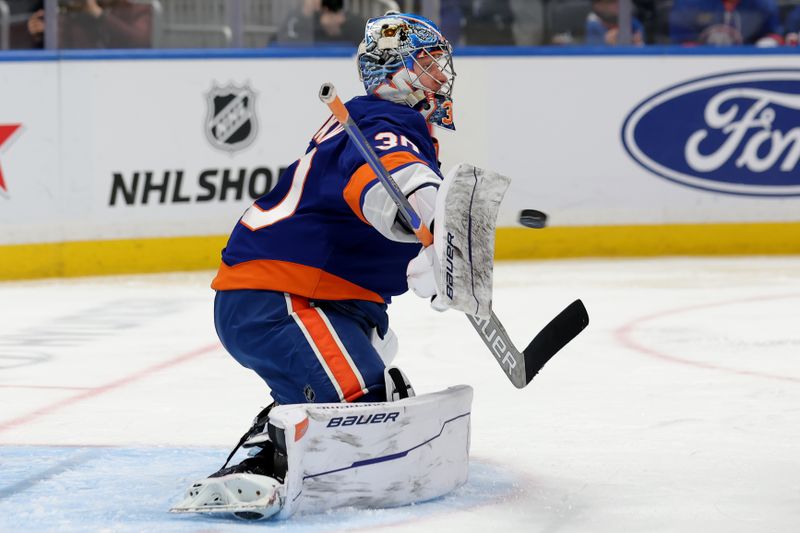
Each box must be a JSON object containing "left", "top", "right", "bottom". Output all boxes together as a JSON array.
[{"left": 622, "top": 70, "right": 800, "bottom": 197}]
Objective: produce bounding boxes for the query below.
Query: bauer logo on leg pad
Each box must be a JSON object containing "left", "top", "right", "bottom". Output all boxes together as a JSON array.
[{"left": 326, "top": 412, "right": 400, "bottom": 428}]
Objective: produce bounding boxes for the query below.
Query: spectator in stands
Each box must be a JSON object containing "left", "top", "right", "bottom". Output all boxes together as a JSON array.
[
  {"left": 439, "top": 0, "right": 464, "bottom": 45},
  {"left": 669, "top": 0, "right": 783, "bottom": 46},
  {"left": 426, "top": 0, "right": 539, "bottom": 47},
  {"left": 276, "top": 0, "right": 364, "bottom": 46},
  {"left": 509, "top": 0, "right": 545, "bottom": 45},
  {"left": 785, "top": 5, "right": 800, "bottom": 43},
  {"left": 632, "top": 0, "right": 658, "bottom": 43},
  {"left": 27, "top": 0, "right": 152, "bottom": 49},
  {"left": 585, "top": 0, "right": 646, "bottom": 45},
  {"left": 5, "top": 0, "right": 41, "bottom": 48},
  {"left": 460, "top": 0, "right": 515, "bottom": 45}
]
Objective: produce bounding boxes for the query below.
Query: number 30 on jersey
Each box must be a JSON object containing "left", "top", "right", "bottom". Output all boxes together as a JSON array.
[{"left": 374, "top": 132, "right": 420, "bottom": 154}]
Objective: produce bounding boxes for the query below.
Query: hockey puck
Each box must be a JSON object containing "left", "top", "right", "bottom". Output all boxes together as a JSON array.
[{"left": 519, "top": 209, "right": 548, "bottom": 229}]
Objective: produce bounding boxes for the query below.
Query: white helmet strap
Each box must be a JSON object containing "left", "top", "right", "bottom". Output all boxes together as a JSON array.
[{"left": 374, "top": 68, "right": 427, "bottom": 110}]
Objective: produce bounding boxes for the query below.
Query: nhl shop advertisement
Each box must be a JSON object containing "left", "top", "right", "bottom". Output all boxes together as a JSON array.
[{"left": 0, "top": 57, "right": 363, "bottom": 246}]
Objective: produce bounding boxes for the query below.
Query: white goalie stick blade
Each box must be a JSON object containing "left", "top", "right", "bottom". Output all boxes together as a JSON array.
[
  {"left": 169, "top": 473, "right": 283, "bottom": 521},
  {"left": 468, "top": 300, "right": 589, "bottom": 388}
]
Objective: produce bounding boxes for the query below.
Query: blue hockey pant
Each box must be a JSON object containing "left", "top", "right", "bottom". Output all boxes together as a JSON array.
[{"left": 214, "top": 289, "right": 387, "bottom": 405}]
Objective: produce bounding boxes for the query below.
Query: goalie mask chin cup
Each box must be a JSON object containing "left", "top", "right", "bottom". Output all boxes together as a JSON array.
[{"left": 357, "top": 12, "right": 456, "bottom": 131}]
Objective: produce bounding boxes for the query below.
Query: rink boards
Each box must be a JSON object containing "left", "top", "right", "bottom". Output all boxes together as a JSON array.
[{"left": 0, "top": 49, "right": 798, "bottom": 279}]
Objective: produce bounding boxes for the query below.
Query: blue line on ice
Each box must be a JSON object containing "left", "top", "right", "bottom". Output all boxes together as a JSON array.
[{"left": 0, "top": 449, "right": 99, "bottom": 500}]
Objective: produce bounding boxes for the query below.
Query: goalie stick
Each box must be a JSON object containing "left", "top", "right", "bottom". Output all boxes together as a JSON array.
[{"left": 318, "top": 83, "right": 588, "bottom": 388}]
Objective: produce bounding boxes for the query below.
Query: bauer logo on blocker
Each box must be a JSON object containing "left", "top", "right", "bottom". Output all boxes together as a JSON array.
[
  {"left": 205, "top": 83, "right": 258, "bottom": 153},
  {"left": 622, "top": 69, "right": 800, "bottom": 197}
]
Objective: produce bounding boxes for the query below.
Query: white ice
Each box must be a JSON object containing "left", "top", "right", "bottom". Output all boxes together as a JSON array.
[{"left": 1, "top": 257, "right": 799, "bottom": 532}]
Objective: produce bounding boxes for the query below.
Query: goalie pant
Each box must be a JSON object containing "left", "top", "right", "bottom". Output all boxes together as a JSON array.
[{"left": 215, "top": 289, "right": 398, "bottom": 404}]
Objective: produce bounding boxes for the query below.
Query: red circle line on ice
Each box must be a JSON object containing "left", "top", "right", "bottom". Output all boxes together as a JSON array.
[
  {"left": 0, "top": 342, "right": 223, "bottom": 436},
  {"left": 615, "top": 293, "right": 800, "bottom": 384}
]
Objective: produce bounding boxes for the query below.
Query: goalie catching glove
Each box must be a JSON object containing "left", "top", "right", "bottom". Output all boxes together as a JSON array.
[
  {"left": 407, "top": 245, "right": 449, "bottom": 311},
  {"left": 406, "top": 163, "right": 510, "bottom": 319}
]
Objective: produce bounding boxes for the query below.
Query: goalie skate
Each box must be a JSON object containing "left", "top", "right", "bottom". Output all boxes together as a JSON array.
[{"left": 169, "top": 473, "right": 283, "bottom": 520}]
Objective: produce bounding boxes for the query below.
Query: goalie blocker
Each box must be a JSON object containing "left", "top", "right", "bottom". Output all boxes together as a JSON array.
[{"left": 171, "top": 384, "right": 473, "bottom": 520}]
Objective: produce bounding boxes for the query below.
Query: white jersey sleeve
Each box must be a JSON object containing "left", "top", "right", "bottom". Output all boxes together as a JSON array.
[{"left": 361, "top": 162, "right": 441, "bottom": 243}]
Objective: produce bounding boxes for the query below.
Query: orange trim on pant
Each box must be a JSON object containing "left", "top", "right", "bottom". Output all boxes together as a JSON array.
[
  {"left": 343, "top": 151, "right": 431, "bottom": 225},
  {"left": 290, "top": 295, "right": 366, "bottom": 402}
]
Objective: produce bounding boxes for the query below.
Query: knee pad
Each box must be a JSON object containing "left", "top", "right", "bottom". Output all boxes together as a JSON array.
[{"left": 370, "top": 326, "right": 398, "bottom": 366}]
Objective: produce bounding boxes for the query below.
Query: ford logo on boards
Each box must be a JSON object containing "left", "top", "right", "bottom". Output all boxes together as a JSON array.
[{"left": 622, "top": 70, "right": 800, "bottom": 197}]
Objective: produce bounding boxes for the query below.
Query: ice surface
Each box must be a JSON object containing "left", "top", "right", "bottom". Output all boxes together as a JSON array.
[
  {"left": 0, "top": 447, "right": 516, "bottom": 532},
  {"left": 1, "top": 257, "right": 799, "bottom": 532}
]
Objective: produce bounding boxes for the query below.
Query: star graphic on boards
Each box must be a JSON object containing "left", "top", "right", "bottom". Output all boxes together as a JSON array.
[{"left": 0, "top": 123, "right": 22, "bottom": 197}]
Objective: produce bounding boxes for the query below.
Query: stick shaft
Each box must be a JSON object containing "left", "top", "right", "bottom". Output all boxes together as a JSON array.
[{"left": 319, "top": 83, "right": 432, "bottom": 246}]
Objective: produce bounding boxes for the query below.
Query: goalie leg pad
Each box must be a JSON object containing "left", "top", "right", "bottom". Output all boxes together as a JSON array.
[
  {"left": 433, "top": 163, "right": 511, "bottom": 318},
  {"left": 370, "top": 326, "right": 399, "bottom": 366},
  {"left": 171, "top": 386, "right": 472, "bottom": 521},
  {"left": 270, "top": 385, "right": 473, "bottom": 518}
]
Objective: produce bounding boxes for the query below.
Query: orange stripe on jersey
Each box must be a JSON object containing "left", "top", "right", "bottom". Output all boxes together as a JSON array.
[
  {"left": 343, "top": 151, "right": 430, "bottom": 225},
  {"left": 211, "top": 259, "right": 385, "bottom": 303},
  {"left": 289, "top": 295, "right": 366, "bottom": 402}
]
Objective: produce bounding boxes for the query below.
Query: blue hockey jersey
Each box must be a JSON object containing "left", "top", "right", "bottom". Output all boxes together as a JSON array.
[{"left": 212, "top": 95, "right": 442, "bottom": 304}]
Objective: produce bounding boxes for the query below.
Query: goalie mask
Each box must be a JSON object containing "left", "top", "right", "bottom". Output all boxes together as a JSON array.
[{"left": 357, "top": 12, "right": 456, "bottom": 131}]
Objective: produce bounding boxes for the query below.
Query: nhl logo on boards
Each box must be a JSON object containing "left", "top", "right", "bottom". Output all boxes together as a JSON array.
[{"left": 205, "top": 83, "right": 258, "bottom": 153}]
